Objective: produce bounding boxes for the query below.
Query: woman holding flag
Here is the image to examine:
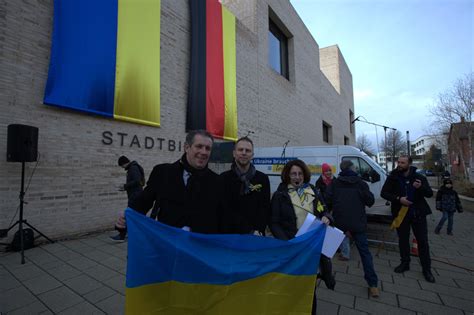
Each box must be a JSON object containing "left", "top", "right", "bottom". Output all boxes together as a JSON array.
[{"left": 270, "top": 159, "right": 336, "bottom": 315}]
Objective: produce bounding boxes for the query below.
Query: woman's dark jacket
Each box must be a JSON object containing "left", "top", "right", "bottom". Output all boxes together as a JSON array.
[
  {"left": 219, "top": 170, "right": 271, "bottom": 234},
  {"left": 325, "top": 174, "right": 374, "bottom": 233},
  {"left": 315, "top": 175, "right": 333, "bottom": 210},
  {"left": 130, "top": 160, "right": 220, "bottom": 234},
  {"left": 381, "top": 166, "right": 433, "bottom": 218},
  {"left": 270, "top": 183, "right": 332, "bottom": 241}
]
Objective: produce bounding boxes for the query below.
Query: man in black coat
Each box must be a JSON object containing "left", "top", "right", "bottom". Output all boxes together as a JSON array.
[
  {"left": 326, "top": 160, "right": 379, "bottom": 298},
  {"left": 111, "top": 156, "right": 145, "bottom": 241},
  {"left": 381, "top": 155, "right": 435, "bottom": 282},
  {"left": 115, "top": 130, "right": 221, "bottom": 234},
  {"left": 219, "top": 137, "right": 270, "bottom": 235}
]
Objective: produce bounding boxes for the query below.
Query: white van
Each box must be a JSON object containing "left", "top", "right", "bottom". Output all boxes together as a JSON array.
[{"left": 253, "top": 145, "right": 390, "bottom": 217}]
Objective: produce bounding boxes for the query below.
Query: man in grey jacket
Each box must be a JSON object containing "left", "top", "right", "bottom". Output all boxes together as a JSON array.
[{"left": 326, "top": 159, "right": 379, "bottom": 298}]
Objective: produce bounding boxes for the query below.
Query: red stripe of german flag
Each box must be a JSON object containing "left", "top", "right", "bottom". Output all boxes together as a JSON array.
[{"left": 187, "top": 0, "right": 237, "bottom": 141}]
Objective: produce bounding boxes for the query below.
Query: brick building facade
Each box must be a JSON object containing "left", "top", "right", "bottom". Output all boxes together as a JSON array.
[
  {"left": 447, "top": 118, "right": 474, "bottom": 181},
  {"left": 0, "top": 0, "right": 355, "bottom": 239}
]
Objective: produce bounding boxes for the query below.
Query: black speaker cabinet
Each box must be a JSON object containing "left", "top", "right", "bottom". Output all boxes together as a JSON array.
[{"left": 7, "top": 124, "right": 38, "bottom": 162}]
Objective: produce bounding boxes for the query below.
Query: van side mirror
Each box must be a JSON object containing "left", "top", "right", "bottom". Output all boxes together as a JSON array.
[{"left": 370, "top": 170, "right": 380, "bottom": 183}]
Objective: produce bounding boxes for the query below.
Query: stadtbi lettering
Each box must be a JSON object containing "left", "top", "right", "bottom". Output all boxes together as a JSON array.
[{"left": 102, "top": 131, "right": 182, "bottom": 152}]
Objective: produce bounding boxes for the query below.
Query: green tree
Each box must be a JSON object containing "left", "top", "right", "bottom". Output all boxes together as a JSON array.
[{"left": 423, "top": 145, "right": 443, "bottom": 172}]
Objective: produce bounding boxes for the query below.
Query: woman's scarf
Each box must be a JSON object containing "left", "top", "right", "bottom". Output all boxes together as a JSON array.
[
  {"left": 288, "top": 183, "right": 315, "bottom": 229},
  {"left": 232, "top": 162, "right": 256, "bottom": 195}
]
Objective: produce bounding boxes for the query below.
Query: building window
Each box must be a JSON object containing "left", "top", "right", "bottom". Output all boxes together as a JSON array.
[
  {"left": 349, "top": 110, "right": 354, "bottom": 134},
  {"left": 322, "top": 121, "right": 332, "bottom": 144},
  {"left": 268, "top": 19, "right": 289, "bottom": 79},
  {"left": 344, "top": 136, "right": 349, "bottom": 145}
]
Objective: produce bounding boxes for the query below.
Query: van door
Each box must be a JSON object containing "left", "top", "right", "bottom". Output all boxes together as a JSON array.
[{"left": 340, "top": 156, "right": 389, "bottom": 216}]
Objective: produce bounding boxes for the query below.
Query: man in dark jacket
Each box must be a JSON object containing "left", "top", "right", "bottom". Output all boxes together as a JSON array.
[
  {"left": 115, "top": 130, "right": 221, "bottom": 234},
  {"left": 119, "top": 156, "right": 145, "bottom": 203},
  {"left": 111, "top": 156, "right": 145, "bottom": 241},
  {"left": 326, "top": 160, "right": 379, "bottom": 297},
  {"left": 381, "top": 155, "right": 435, "bottom": 283},
  {"left": 219, "top": 137, "right": 271, "bottom": 235}
]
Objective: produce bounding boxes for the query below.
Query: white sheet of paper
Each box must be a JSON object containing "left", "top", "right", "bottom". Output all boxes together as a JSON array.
[
  {"left": 295, "top": 213, "right": 317, "bottom": 237},
  {"left": 322, "top": 225, "right": 345, "bottom": 258},
  {"left": 295, "top": 213, "right": 345, "bottom": 258}
]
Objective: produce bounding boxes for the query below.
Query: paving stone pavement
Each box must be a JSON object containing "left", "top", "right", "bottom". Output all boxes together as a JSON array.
[{"left": 1, "top": 198, "right": 473, "bottom": 314}]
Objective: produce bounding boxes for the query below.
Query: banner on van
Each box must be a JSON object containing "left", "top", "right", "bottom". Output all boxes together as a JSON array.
[
  {"left": 253, "top": 158, "right": 336, "bottom": 175},
  {"left": 252, "top": 157, "right": 297, "bottom": 165}
]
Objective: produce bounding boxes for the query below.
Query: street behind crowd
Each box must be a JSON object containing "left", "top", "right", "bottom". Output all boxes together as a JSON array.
[{"left": 1, "top": 197, "right": 473, "bottom": 314}]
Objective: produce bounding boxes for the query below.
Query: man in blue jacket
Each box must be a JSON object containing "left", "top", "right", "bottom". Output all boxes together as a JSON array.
[
  {"left": 381, "top": 155, "right": 435, "bottom": 283},
  {"left": 326, "top": 159, "right": 379, "bottom": 297}
]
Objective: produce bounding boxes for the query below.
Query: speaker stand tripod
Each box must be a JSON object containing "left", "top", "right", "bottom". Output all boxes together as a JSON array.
[{"left": 0, "top": 162, "right": 54, "bottom": 264}]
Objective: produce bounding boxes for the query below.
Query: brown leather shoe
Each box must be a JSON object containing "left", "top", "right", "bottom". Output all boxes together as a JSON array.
[{"left": 369, "top": 287, "right": 379, "bottom": 298}]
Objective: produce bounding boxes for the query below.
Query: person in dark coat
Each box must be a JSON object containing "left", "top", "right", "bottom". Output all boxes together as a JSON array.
[
  {"left": 111, "top": 156, "right": 145, "bottom": 241},
  {"left": 115, "top": 130, "right": 221, "bottom": 234},
  {"left": 381, "top": 155, "right": 435, "bottom": 283},
  {"left": 315, "top": 163, "right": 334, "bottom": 196},
  {"left": 326, "top": 159, "right": 379, "bottom": 297},
  {"left": 270, "top": 159, "right": 335, "bottom": 315},
  {"left": 434, "top": 178, "right": 463, "bottom": 235},
  {"left": 316, "top": 163, "right": 350, "bottom": 261},
  {"left": 219, "top": 137, "right": 271, "bottom": 235}
]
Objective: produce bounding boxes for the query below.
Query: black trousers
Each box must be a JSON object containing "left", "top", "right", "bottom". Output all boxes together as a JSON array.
[
  {"left": 396, "top": 214, "right": 431, "bottom": 270},
  {"left": 312, "top": 255, "right": 334, "bottom": 314}
]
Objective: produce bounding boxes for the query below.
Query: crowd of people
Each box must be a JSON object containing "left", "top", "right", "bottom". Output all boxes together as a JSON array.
[{"left": 115, "top": 130, "right": 444, "bottom": 313}]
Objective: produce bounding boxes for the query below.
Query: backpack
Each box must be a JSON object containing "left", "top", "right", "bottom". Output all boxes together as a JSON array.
[
  {"left": 137, "top": 164, "right": 146, "bottom": 187},
  {"left": 8, "top": 228, "right": 35, "bottom": 252}
]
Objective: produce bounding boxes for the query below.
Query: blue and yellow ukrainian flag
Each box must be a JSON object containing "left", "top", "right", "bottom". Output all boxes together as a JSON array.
[
  {"left": 44, "top": 0, "right": 161, "bottom": 127},
  {"left": 125, "top": 209, "right": 325, "bottom": 314}
]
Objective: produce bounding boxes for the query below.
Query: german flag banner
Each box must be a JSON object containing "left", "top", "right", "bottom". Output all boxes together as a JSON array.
[
  {"left": 187, "top": 0, "right": 238, "bottom": 141},
  {"left": 125, "top": 209, "right": 324, "bottom": 314},
  {"left": 44, "top": 0, "right": 161, "bottom": 127}
]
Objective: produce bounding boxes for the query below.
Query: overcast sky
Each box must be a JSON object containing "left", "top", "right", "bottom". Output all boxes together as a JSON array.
[{"left": 291, "top": 0, "right": 472, "bottom": 152}]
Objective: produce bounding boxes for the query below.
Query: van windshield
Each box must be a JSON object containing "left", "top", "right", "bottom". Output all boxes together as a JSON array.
[
  {"left": 369, "top": 159, "right": 387, "bottom": 176},
  {"left": 356, "top": 151, "right": 387, "bottom": 176}
]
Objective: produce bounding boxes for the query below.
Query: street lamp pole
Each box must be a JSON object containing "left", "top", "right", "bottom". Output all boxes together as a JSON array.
[
  {"left": 406, "top": 130, "right": 410, "bottom": 156},
  {"left": 383, "top": 127, "right": 388, "bottom": 172},
  {"left": 352, "top": 116, "right": 396, "bottom": 172}
]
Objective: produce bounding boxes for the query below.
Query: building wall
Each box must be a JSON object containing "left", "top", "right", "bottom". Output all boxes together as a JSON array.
[
  {"left": 412, "top": 135, "right": 447, "bottom": 156},
  {"left": 447, "top": 122, "right": 474, "bottom": 181},
  {"left": 0, "top": 0, "right": 354, "bottom": 239}
]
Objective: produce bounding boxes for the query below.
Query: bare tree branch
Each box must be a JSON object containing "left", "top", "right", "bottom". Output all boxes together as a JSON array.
[
  {"left": 356, "top": 134, "right": 374, "bottom": 156},
  {"left": 429, "top": 72, "right": 473, "bottom": 130},
  {"left": 380, "top": 130, "right": 406, "bottom": 169},
  {"left": 429, "top": 72, "right": 473, "bottom": 179}
]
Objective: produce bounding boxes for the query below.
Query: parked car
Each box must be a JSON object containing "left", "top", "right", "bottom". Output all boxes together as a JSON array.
[
  {"left": 417, "top": 169, "right": 435, "bottom": 176},
  {"left": 441, "top": 170, "right": 451, "bottom": 178}
]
